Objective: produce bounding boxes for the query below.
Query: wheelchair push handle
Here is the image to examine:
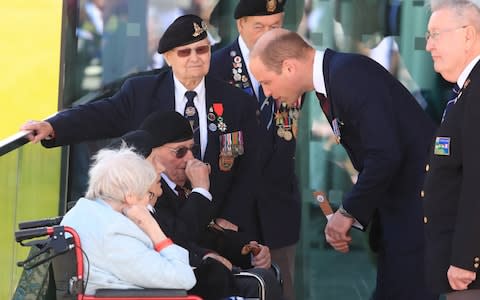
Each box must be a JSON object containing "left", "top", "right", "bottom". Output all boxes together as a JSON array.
[
  {"left": 18, "top": 216, "right": 63, "bottom": 229},
  {"left": 15, "top": 227, "right": 53, "bottom": 242}
]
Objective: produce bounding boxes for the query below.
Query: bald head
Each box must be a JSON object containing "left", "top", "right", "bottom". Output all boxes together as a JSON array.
[{"left": 250, "top": 28, "right": 313, "bottom": 74}]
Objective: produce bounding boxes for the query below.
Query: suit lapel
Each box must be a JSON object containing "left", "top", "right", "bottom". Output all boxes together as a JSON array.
[{"left": 204, "top": 76, "right": 218, "bottom": 166}]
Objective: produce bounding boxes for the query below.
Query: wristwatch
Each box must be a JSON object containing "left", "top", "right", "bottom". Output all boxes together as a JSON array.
[{"left": 338, "top": 205, "right": 355, "bottom": 219}]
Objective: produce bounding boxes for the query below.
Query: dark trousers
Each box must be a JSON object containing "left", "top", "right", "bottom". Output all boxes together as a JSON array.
[
  {"left": 271, "top": 244, "right": 297, "bottom": 300},
  {"left": 373, "top": 249, "right": 438, "bottom": 300},
  {"left": 446, "top": 289, "right": 480, "bottom": 300}
]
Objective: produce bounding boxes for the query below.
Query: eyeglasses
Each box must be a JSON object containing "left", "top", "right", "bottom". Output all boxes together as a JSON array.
[
  {"left": 164, "top": 144, "right": 199, "bottom": 158},
  {"left": 425, "top": 26, "right": 467, "bottom": 42},
  {"left": 176, "top": 45, "right": 210, "bottom": 57}
]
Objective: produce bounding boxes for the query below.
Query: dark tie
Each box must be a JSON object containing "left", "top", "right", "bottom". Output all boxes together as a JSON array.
[
  {"left": 258, "top": 86, "right": 274, "bottom": 129},
  {"left": 315, "top": 92, "right": 331, "bottom": 120},
  {"left": 441, "top": 84, "right": 460, "bottom": 122},
  {"left": 184, "top": 91, "right": 200, "bottom": 158},
  {"left": 175, "top": 185, "right": 186, "bottom": 201}
]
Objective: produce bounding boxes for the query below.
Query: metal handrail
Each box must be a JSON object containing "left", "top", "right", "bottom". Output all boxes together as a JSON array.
[{"left": 0, "top": 130, "right": 31, "bottom": 157}]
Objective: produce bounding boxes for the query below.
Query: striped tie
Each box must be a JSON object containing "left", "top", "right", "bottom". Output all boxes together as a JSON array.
[{"left": 441, "top": 84, "right": 460, "bottom": 123}]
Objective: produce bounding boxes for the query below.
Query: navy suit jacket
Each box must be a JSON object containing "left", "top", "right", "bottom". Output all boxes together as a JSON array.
[
  {"left": 211, "top": 38, "right": 301, "bottom": 248},
  {"left": 152, "top": 178, "right": 213, "bottom": 266},
  {"left": 321, "top": 49, "right": 435, "bottom": 252},
  {"left": 423, "top": 61, "right": 480, "bottom": 293},
  {"left": 43, "top": 69, "right": 260, "bottom": 234}
]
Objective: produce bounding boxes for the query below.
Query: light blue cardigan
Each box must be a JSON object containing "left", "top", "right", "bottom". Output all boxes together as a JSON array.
[{"left": 61, "top": 198, "right": 196, "bottom": 295}]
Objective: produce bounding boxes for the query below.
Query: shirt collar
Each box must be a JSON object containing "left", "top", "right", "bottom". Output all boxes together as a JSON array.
[
  {"left": 312, "top": 50, "right": 327, "bottom": 96},
  {"left": 161, "top": 174, "right": 178, "bottom": 194},
  {"left": 457, "top": 55, "right": 480, "bottom": 89},
  {"left": 238, "top": 35, "right": 250, "bottom": 67},
  {"left": 173, "top": 75, "right": 206, "bottom": 101}
]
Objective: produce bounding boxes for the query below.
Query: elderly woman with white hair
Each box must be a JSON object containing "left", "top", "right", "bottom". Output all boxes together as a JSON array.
[{"left": 60, "top": 147, "right": 196, "bottom": 295}]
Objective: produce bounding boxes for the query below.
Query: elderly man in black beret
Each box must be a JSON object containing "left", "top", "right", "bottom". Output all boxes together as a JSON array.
[
  {"left": 114, "top": 111, "right": 283, "bottom": 300},
  {"left": 209, "top": 1, "right": 300, "bottom": 299},
  {"left": 21, "top": 14, "right": 261, "bottom": 250}
]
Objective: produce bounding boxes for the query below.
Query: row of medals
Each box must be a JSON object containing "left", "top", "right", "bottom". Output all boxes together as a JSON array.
[{"left": 275, "top": 102, "right": 299, "bottom": 141}]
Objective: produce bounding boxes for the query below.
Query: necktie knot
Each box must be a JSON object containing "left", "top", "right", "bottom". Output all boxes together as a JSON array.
[
  {"left": 185, "top": 91, "right": 197, "bottom": 103},
  {"left": 175, "top": 185, "right": 186, "bottom": 200}
]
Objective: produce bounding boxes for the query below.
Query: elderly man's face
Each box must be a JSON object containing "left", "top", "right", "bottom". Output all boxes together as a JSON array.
[
  {"left": 164, "top": 38, "right": 211, "bottom": 84},
  {"left": 151, "top": 139, "right": 195, "bottom": 187},
  {"left": 250, "top": 56, "right": 301, "bottom": 105},
  {"left": 237, "top": 13, "right": 284, "bottom": 50},
  {"left": 426, "top": 8, "right": 470, "bottom": 82}
]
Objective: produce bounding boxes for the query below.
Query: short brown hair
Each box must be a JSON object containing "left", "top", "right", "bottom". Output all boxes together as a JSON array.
[{"left": 253, "top": 30, "right": 312, "bottom": 74}]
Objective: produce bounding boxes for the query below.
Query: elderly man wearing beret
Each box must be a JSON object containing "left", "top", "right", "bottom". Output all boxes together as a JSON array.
[
  {"left": 113, "top": 111, "right": 283, "bottom": 300},
  {"left": 210, "top": 1, "right": 300, "bottom": 299},
  {"left": 21, "top": 14, "right": 261, "bottom": 247}
]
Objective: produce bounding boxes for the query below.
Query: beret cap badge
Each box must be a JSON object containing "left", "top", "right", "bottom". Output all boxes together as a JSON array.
[
  {"left": 192, "top": 21, "right": 208, "bottom": 37},
  {"left": 266, "top": 0, "right": 277, "bottom": 13}
]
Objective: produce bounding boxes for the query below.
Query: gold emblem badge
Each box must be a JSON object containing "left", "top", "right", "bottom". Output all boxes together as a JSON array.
[
  {"left": 266, "top": 0, "right": 277, "bottom": 13},
  {"left": 192, "top": 21, "right": 208, "bottom": 37}
]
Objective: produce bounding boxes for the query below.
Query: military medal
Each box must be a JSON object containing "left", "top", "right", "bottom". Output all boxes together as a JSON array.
[
  {"left": 230, "top": 50, "right": 236, "bottom": 57},
  {"left": 208, "top": 123, "right": 217, "bottom": 132},
  {"left": 212, "top": 103, "right": 227, "bottom": 132},
  {"left": 274, "top": 101, "right": 300, "bottom": 141},
  {"left": 219, "top": 154, "right": 234, "bottom": 172}
]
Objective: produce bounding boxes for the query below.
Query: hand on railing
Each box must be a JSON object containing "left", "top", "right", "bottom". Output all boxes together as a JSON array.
[{"left": 20, "top": 120, "right": 55, "bottom": 143}]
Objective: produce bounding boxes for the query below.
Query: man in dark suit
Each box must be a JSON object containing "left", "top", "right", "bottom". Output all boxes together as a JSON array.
[
  {"left": 249, "top": 28, "right": 438, "bottom": 299},
  {"left": 423, "top": 1, "right": 480, "bottom": 299},
  {"left": 210, "top": 2, "right": 300, "bottom": 299},
  {"left": 114, "top": 113, "right": 281, "bottom": 300},
  {"left": 21, "top": 14, "right": 260, "bottom": 241}
]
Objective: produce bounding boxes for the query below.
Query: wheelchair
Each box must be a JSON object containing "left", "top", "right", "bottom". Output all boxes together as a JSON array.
[
  {"left": 15, "top": 217, "right": 202, "bottom": 300},
  {"left": 15, "top": 217, "right": 282, "bottom": 300}
]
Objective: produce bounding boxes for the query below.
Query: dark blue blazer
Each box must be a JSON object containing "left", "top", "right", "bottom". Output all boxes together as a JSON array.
[
  {"left": 211, "top": 39, "right": 301, "bottom": 248},
  {"left": 423, "top": 61, "right": 480, "bottom": 293},
  {"left": 43, "top": 69, "right": 260, "bottom": 235},
  {"left": 322, "top": 49, "right": 437, "bottom": 299},
  {"left": 322, "top": 48, "right": 434, "bottom": 234}
]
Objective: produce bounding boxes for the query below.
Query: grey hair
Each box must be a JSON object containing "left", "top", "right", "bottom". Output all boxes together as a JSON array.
[
  {"left": 428, "top": 0, "right": 480, "bottom": 30},
  {"left": 85, "top": 146, "right": 157, "bottom": 203}
]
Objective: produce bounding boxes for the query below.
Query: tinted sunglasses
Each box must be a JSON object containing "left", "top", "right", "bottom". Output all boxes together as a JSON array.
[
  {"left": 165, "top": 144, "right": 199, "bottom": 158},
  {"left": 176, "top": 45, "right": 210, "bottom": 57}
]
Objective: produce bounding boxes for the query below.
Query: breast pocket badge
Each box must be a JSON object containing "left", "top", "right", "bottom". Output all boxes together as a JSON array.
[{"left": 434, "top": 137, "right": 450, "bottom": 156}]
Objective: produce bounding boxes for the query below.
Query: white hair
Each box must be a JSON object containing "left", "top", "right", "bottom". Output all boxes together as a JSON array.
[
  {"left": 429, "top": 0, "right": 480, "bottom": 30},
  {"left": 85, "top": 146, "right": 157, "bottom": 203}
]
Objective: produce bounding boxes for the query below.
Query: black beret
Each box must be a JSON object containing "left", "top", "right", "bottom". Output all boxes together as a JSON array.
[
  {"left": 140, "top": 111, "right": 193, "bottom": 147},
  {"left": 234, "top": 0, "right": 286, "bottom": 19},
  {"left": 157, "top": 14, "right": 208, "bottom": 54},
  {"left": 109, "top": 130, "right": 154, "bottom": 158}
]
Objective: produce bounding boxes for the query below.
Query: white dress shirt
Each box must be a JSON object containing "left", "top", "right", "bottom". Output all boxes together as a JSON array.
[{"left": 173, "top": 76, "right": 207, "bottom": 159}]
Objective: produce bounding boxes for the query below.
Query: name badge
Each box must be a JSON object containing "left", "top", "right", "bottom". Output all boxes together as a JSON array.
[{"left": 434, "top": 137, "right": 450, "bottom": 156}]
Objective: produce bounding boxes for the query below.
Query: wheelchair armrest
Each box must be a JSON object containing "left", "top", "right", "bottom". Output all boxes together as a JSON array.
[
  {"left": 18, "top": 216, "right": 63, "bottom": 229},
  {"left": 94, "top": 288, "right": 188, "bottom": 297}
]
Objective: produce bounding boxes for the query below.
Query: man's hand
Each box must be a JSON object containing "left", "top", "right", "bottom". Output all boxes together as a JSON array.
[
  {"left": 20, "top": 120, "right": 54, "bottom": 143},
  {"left": 249, "top": 241, "right": 271, "bottom": 269},
  {"left": 203, "top": 252, "right": 233, "bottom": 271},
  {"left": 324, "top": 210, "right": 354, "bottom": 253},
  {"left": 185, "top": 159, "right": 210, "bottom": 190},
  {"left": 447, "top": 265, "right": 477, "bottom": 290},
  {"left": 215, "top": 218, "right": 238, "bottom": 232}
]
